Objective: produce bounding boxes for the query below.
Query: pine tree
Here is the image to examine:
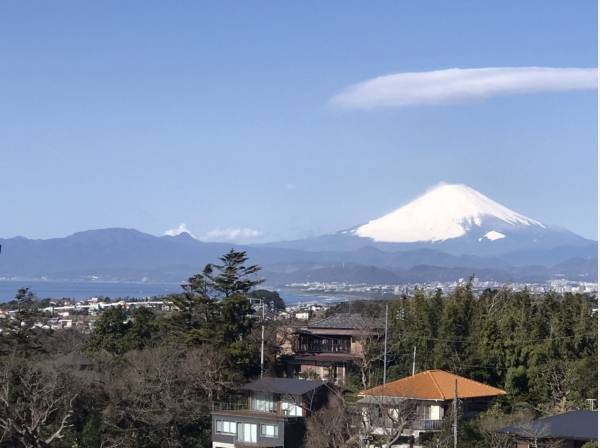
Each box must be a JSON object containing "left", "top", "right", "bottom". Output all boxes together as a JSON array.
[
  {"left": 0, "top": 288, "right": 47, "bottom": 357},
  {"left": 204, "top": 250, "right": 263, "bottom": 298},
  {"left": 84, "top": 307, "right": 132, "bottom": 355}
]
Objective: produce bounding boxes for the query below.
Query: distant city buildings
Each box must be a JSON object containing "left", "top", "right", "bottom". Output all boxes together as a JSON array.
[
  {"left": 0, "top": 297, "right": 173, "bottom": 333},
  {"left": 284, "top": 279, "right": 598, "bottom": 298}
]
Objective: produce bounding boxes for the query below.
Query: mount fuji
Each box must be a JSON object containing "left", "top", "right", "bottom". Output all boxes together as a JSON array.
[
  {"left": 267, "top": 183, "right": 595, "bottom": 261},
  {"left": 353, "top": 184, "right": 543, "bottom": 244},
  {"left": 0, "top": 184, "right": 595, "bottom": 287}
]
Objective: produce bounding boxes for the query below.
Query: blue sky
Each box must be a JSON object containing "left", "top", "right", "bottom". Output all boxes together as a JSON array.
[{"left": 1, "top": 1, "right": 597, "bottom": 241}]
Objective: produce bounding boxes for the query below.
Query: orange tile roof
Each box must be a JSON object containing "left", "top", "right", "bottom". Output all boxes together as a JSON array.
[{"left": 359, "top": 370, "right": 506, "bottom": 401}]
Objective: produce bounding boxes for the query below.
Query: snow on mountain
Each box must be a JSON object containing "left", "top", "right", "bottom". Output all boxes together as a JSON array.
[
  {"left": 353, "top": 183, "right": 544, "bottom": 243},
  {"left": 479, "top": 230, "right": 506, "bottom": 242}
]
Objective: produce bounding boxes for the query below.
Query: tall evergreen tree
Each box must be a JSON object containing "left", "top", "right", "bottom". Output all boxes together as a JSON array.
[
  {"left": 0, "top": 288, "right": 47, "bottom": 357},
  {"left": 204, "top": 250, "right": 263, "bottom": 299},
  {"left": 84, "top": 307, "right": 133, "bottom": 355},
  {"left": 433, "top": 281, "right": 475, "bottom": 374}
]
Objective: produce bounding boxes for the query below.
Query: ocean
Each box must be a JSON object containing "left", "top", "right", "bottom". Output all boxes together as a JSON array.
[{"left": 0, "top": 280, "right": 339, "bottom": 305}]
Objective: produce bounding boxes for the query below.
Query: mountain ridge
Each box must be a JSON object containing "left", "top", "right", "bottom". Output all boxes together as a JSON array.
[
  {"left": 0, "top": 184, "right": 595, "bottom": 285},
  {"left": 0, "top": 227, "right": 595, "bottom": 284}
]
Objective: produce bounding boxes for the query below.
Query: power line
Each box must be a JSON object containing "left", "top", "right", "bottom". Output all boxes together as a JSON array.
[{"left": 398, "top": 332, "right": 596, "bottom": 345}]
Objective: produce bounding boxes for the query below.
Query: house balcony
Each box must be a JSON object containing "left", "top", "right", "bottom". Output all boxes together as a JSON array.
[
  {"left": 296, "top": 335, "right": 351, "bottom": 354},
  {"left": 211, "top": 402, "right": 304, "bottom": 419},
  {"left": 411, "top": 419, "right": 443, "bottom": 431}
]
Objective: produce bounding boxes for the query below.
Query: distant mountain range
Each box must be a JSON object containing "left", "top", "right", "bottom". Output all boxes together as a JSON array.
[{"left": 0, "top": 184, "right": 596, "bottom": 285}]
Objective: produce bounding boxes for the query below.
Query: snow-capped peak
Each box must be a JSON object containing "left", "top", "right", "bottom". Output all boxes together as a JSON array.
[
  {"left": 353, "top": 183, "right": 544, "bottom": 243},
  {"left": 479, "top": 230, "right": 506, "bottom": 242}
]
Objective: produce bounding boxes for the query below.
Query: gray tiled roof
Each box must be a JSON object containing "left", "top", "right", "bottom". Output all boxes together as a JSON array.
[
  {"left": 307, "top": 313, "right": 384, "bottom": 330},
  {"left": 497, "top": 411, "right": 598, "bottom": 441},
  {"left": 243, "top": 377, "right": 325, "bottom": 395}
]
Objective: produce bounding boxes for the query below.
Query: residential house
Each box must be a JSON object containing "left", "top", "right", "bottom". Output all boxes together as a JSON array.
[
  {"left": 211, "top": 377, "right": 329, "bottom": 448},
  {"left": 497, "top": 410, "right": 598, "bottom": 448},
  {"left": 294, "top": 311, "right": 311, "bottom": 321},
  {"left": 284, "top": 313, "right": 383, "bottom": 386},
  {"left": 357, "top": 369, "right": 506, "bottom": 446}
]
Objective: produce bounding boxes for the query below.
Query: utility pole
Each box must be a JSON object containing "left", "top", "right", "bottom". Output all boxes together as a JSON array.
[
  {"left": 452, "top": 379, "right": 458, "bottom": 448},
  {"left": 411, "top": 346, "right": 416, "bottom": 376},
  {"left": 382, "top": 303, "right": 389, "bottom": 387},
  {"left": 260, "top": 299, "right": 265, "bottom": 378}
]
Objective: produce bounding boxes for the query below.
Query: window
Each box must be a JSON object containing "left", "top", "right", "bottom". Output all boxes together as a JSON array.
[
  {"left": 281, "top": 398, "right": 303, "bottom": 416},
  {"left": 251, "top": 392, "right": 275, "bottom": 413},
  {"left": 216, "top": 420, "right": 236, "bottom": 434},
  {"left": 260, "top": 424, "right": 278, "bottom": 438},
  {"left": 237, "top": 423, "right": 257, "bottom": 443},
  {"left": 429, "top": 405, "right": 442, "bottom": 420}
]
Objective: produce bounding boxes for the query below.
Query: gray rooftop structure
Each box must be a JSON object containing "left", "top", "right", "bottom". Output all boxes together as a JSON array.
[
  {"left": 497, "top": 410, "right": 598, "bottom": 442},
  {"left": 243, "top": 377, "right": 325, "bottom": 396},
  {"left": 307, "top": 313, "right": 384, "bottom": 330}
]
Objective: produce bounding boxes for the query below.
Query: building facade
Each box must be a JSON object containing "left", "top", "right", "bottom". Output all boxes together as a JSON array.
[
  {"left": 211, "top": 377, "right": 328, "bottom": 448},
  {"left": 284, "top": 313, "right": 383, "bottom": 385},
  {"left": 357, "top": 369, "right": 506, "bottom": 447}
]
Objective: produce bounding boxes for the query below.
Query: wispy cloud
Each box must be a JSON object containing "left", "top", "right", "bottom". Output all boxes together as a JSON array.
[
  {"left": 164, "top": 223, "right": 196, "bottom": 238},
  {"left": 331, "top": 67, "right": 597, "bottom": 109},
  {"left": 202, "top": 227, "right": 263, "bottom": 243}
]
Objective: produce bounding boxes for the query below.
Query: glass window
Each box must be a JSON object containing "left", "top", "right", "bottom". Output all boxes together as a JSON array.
[
  {"left": 251, "top": 392, "right": 275, "bottom": 413},
  {"left": 216, "top": 420, "right": 236, "bottom": 434},
  {"left": 429, "top": 405, "right": 442, "bottom": 420},
  {"left": 237, "top": 423, "right": 257, "bottom": 443},
  {"left": 281, "top": 398, "right": 303, "bottom": 416},
  {"left": 260, "top": 424, "right": 278, "bottom": 438}
]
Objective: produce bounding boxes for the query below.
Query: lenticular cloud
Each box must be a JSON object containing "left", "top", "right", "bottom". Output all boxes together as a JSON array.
[{"left": 331, "top": 67, "right": 597, "bottom": 109}]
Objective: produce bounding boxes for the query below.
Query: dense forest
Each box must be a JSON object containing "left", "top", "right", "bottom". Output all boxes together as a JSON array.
[
  {"left": 389, "top": 285, "right": 597, "bottom": 411},
  {"left": 0, "top": 251, "right": 597, "bottom": 447}
]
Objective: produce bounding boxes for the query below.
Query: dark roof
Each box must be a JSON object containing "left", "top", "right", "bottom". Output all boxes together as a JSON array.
[
  {"left": 498, "top": 411, "right": 598, "bottom": 441},
  {"left": 307, "top": 313, "right": 383, "bottom": 330},
  {"left": 243, "top": 377, "right": 325, "bottom": 395}
]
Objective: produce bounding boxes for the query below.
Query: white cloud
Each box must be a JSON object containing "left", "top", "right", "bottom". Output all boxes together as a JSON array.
[
  {"left": 331, "top": 67, "right": 597, "bottom": 109},
  {"left": 202, "top": 227, "right": 263, "bottom": 243},
  {"left": 164, "top": 223, "right": 196, "bottom": 238},
  {"left": 285, "top": 183, "right": 296, "bottom": 191}
]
